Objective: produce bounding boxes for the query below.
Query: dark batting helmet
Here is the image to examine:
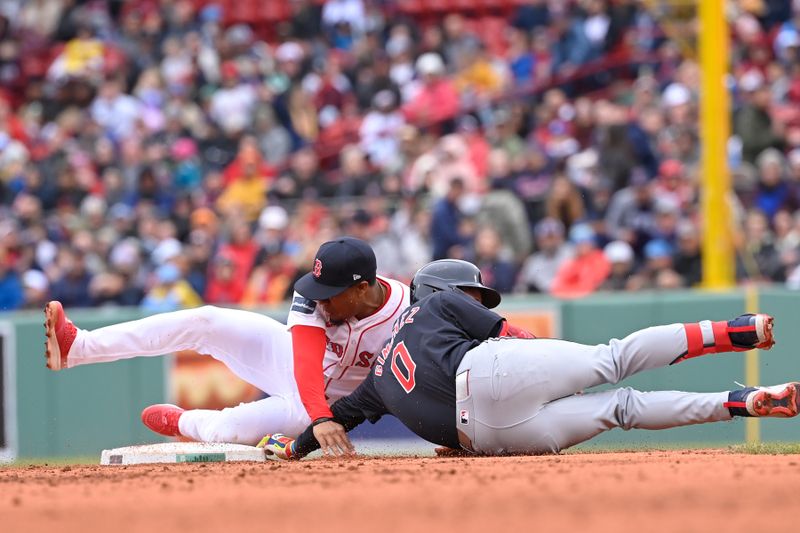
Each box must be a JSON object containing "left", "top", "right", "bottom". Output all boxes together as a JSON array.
[{"left": 410, "top": 259, "right": 502, "bottom": 308}]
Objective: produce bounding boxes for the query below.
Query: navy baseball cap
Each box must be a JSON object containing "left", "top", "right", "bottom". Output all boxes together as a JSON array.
[{"left": 294, "top": 237, "right": 377, "bottom": 300}]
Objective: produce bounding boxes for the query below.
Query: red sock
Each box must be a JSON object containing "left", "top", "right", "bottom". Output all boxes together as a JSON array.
[{"left": 673, "top": 320, "right": 732, "bottom": 364}]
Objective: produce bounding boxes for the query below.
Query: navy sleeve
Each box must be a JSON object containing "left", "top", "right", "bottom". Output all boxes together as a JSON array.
[
  {"left": 441, "top": 290, "right": 505, "bottom": 341},
  {"left": 293, "top": 373, "right": 388, "bottom": 457}
]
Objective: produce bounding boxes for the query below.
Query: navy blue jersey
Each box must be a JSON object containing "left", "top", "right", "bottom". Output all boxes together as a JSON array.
[{"left": 294, "top": 290, "right": 504, "bottom": 454}]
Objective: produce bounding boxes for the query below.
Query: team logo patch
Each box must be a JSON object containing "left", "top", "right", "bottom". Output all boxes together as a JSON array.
[
  {"left": 313, "top": 258, "right": 323, "bottom": 278},
  {"left": 291, "top": 297, "right": 317, "bottom": 315},
  {"left": 460, "top": 410, "right": 469, "bottom": 425}
]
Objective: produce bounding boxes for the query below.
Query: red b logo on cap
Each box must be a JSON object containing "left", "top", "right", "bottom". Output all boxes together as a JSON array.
[{"left": 313, "top": 258, "right": 322, "bottom": 278}]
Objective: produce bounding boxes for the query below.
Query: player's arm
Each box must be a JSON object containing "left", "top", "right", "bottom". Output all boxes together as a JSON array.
[
  {"left": 266, "top": 373, "right": 388, "bottom": 460},
  {"left": 287, "top": 293, "right": 335, "bottom": 422},
  {"left": 445, "top": 290, "right": 506, "bottom": 341},
  {"left": 291, "top": 325, "right": 333, "bottom": 421},
  {"left": 497, "top": 320, "right": 537, "bottom": 339}
]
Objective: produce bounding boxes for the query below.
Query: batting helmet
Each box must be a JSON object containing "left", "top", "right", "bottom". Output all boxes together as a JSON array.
[{"left": 410, "top": 259, "right": 502, "bottom": 309}]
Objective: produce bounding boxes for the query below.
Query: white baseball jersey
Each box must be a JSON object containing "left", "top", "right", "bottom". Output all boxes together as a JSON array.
[{"left": 287, "top": 275, "right": 410, "bottom": 403}]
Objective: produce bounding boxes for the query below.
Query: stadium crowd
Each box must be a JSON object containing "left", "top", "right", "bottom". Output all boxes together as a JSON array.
[{"left": 0, "top": 0, "right": 799, "bottom": 311}]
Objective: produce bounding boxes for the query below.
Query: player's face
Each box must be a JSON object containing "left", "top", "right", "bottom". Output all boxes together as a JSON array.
[
  {"left": 459, "top": 287, "right": 484, "bottom": 305},
  {"left": 317, "top": 282, "right": 368, "bottom": 324}
]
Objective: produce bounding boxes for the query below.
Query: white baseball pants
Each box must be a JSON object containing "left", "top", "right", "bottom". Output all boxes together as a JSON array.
[{"left": 66, "top": 306, "right": 311, "bottom": 444}]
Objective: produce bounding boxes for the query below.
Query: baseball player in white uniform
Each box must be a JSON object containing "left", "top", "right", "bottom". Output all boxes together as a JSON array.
[{"left": 43, "top": 237, "right": 409, "bottom": 445}]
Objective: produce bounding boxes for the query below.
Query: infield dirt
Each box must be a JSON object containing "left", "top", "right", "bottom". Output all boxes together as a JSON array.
[{"left": 1, "top": 450, "right": 794, "bottom": 532}]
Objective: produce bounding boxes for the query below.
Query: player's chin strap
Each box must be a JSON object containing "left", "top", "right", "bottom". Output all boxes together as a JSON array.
[{"left": 498, "top": 320, "right": 537, "bottom": 339}]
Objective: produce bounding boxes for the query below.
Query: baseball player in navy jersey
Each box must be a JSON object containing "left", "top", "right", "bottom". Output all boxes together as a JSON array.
[
  {"left": 42, "top": 237, "right": 409, "bottom": 446},
  {"left": 258, "top": 259, "right": 797, "bottom": 459}
]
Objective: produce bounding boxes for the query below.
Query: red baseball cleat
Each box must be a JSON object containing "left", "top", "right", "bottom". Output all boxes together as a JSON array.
[
  {"left": 43, "top": 301, "right": 77, "bottom": 371},
  {"left": 747, "top": 383, "right": 800, "bottom": 418},
  {"left": 141, "top": 404, "right": 185, "bottom": 437}
]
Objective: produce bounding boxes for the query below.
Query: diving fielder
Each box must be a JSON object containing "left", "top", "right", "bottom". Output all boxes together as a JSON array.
[{"left": 43, "top": 237, "right": 409, "bottom": 445}]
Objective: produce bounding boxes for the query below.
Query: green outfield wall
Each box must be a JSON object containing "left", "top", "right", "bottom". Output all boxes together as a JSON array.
[{"left": 2, "top": 290, "right": 800, "bottom": 459}]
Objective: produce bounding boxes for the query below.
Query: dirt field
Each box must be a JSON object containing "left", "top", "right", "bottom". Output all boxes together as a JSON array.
[{"left": 1, "top": 450, "right": 796, "bottom": 532}]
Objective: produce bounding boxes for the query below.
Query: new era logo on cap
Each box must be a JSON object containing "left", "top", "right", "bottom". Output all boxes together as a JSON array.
[{"left": 294, "top": 237, "right": 377, "bottom": 301}]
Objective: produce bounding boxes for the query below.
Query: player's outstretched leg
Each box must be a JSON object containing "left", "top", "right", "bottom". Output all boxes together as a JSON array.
[
  {"left": 141, "top": 396, "right": 311, "bottom": 445},
  {"left": 725, "top": 382, "right": 800, "bottom": 417},
  {"left": 472, "top": 382, "right": 799, "bottom": 455},
  {"left": 42, "top": 302, "right": 293, "bottom": 397},
  {"left": 44, "top": 301, "right": 77, "bottom": 371},
  {"left": 141, "top": 404, "right": 184, "bottom": 437},
  {"left": 672, "top": 313, "right": 774, "bottom": 364},
  {"left": 482, "top": 313, "right": 775, "bottom": 404}
]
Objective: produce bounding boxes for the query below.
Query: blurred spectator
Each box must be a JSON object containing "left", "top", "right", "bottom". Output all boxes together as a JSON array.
[
  {"left": 359, "top": 90, "right": 405, "bottom": 170},
  {"left": 273, "top": 148, "right": 334, "bottom": 200},
  {"left": 455, "top": 43, "right": 508, "bottom": 100},
  {"left": 627, "top": 239, "right": 685, "bottom": 291},
  {"left": 50, "top": 25, "right": 104, "bottom": 81},
  {"left": 337, "top": 145, "right": 379, "bottom": 197},
  {"left": 734, "top": 71, "right": 784, "bottom": 164},
  {"left": 210, "top": 61, "right": 257, "bottom": 135},
  {"left": 506, "top": 28, "right": 536, "bottom": 86},
  {"left": 22, "top": 269, "right": 49, "bottom": 309},
  {"left": 551, "top": 223, "right": 610, "bottom": 298},
  {"left": 403, "top": 53, "right": 460, "bottom": 128},
  {"left": 599, "top": 240, "right": 635, "bottom": 291},
  {"left": 431, "top": 178, "right": 470, "bottom": 260},
  {"left": 217, "top": 219, "right": 259, "bottom": 287},
  {"left": 754, "top": 148, "right": 790, "bottom": 220},
  {"left": 127, "top": 167, "right": 174, "bottom": 213},
  {"left": 605, "top": 168, "right": 656, "bottom": 248},
  {"left": 141, "top": 263, "right": 202, "bottom": 312},
  {"left": 390, "top": 201, "right": 432, "bottom": 281},
  {"left": 512, "top": 0, "right": 551, "bottom": 32},
  {"left": 205, "top": 253, "right": 245, "bottom": 305},
  {"left": 322, "top": 0, "right": 366, "bottom": 36},
  {"left": 184, "top": 230, "right": 214, "bottom": 296},
  {"left": 50, "top": 248, "right": 93, "bottom": 308},
  {"left": 477, "top": 186, "right": 532, "bottom": 262},
  {"left": 254, "top": 106, "right": 292, "bottom": 167},
  {"left": 409, "top": 134, "right": 481, "bottom": 197},
  {"left": 90, "top": 76, "right": 141, "bottom": 140},
  {"left": 242, "top": 245, "right": 298, "bottom": 307},
  {"left": 217, "top": 141, "right": 274, "bottom": 221},
  {"left": 545, "top": 173, "right": 586, "bottom": 231},
  {"left": 737, "top": 209, "right": 784, "bottom": 282},
  {"left": 171, "top": 138, "right": 203, "bottom": 192},
  {"left": 517, "top": 218, "right": 573, "bottom": 293},
  {"left": 652, "top": 197, "right": 681, "bottom": 244},
  {"left": 472, "top": 226, "right": 517, "bottom": 294},
  {"left": 673, "top": 220, "right": 702, "bottom": 287},
  {"left": 0, "top": 247, "right": 23, "bottom": 310},
  {"left": 653, "top": 159, "right": 694, "bottom": 212}
]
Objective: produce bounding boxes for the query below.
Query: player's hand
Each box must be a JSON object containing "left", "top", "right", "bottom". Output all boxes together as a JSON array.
[
  {"left": 312, "top": 420, "right": 354, "bottom": 457},
  {"left": 505, "top": 324, "right": 536, "bottom": 339},
  {"left": 257, "top": 434, "right": 297, "bottom": 460}
]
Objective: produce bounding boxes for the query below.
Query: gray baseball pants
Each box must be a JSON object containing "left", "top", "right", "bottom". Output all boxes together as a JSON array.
[{"left": 454, "top": 324, "right": 732, "bottom": 455}]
